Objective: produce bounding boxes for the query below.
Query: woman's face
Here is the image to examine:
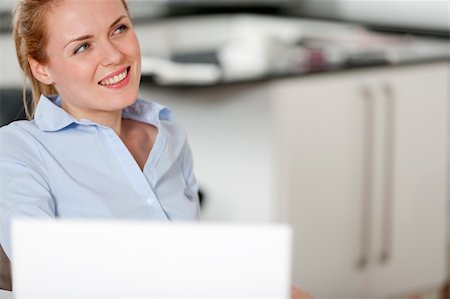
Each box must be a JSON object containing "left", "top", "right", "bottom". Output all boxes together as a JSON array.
[{"left": 38, "top": 0, "right": 141, "bottom": 120}]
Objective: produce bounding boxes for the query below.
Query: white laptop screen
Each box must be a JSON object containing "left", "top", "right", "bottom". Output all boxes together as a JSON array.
[{"left": 12, "top": 220, "right": 292, "bottom": 299}]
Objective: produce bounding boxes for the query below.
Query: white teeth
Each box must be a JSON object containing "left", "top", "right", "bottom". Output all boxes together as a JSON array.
[{"left": 100, "top": 69, "right": 128, "bottom": 86}]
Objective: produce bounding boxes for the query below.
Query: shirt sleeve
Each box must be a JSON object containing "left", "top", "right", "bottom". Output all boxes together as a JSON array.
[
  {"left": 181, "top": 141, "right": 201, "bottom": 218},
  {"left": 0, "top": 127, "right": 55, "bottom": 260}
]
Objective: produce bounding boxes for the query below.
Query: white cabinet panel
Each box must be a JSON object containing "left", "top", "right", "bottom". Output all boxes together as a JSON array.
[
  {"left": 272, "top": 63, "right": 449, "bottom": 298},
  {"left": 273, "top": 73, "right": 371, "bottom": 297},
  {"left": 368, "top": 64, "right": 448, "bottom": 297}
]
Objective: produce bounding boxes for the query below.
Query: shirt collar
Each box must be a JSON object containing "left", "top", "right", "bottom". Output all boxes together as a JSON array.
[
  {"left": 34, "top": 95, "right": 77, "bottom": 132},
  {"left": 122, "top": 99, "right": 172, "bottom": 127},
  {"left": 34, "top": 95, "right": 172, "bottom": 132}
]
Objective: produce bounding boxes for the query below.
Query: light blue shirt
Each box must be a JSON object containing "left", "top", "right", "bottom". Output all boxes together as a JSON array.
[{"left": 0, "top": 95, "right": 200, "bottom": 259}]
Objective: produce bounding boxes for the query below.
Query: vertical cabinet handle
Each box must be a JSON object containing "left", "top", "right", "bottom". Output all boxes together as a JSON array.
[
  {"left": 379, "top": 83, "right": 395, "bottom": 264},
  {"left": 357, "top": 86, "right": 375, "bottom": 270}
]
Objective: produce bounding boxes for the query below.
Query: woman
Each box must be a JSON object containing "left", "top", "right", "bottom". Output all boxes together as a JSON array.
[{"left": 0, "top": 1, "right": 312, "bottom": 298}]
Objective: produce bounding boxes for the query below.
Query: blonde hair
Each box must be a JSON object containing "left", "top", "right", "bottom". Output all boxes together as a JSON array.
[{"left": 12, "top": 0, "right": 129, "bottom": 119}]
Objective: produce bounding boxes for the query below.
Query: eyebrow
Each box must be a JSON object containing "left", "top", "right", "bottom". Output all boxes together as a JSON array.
[{"left": 64, "top": 15, "right": 128, "bottom": 49}]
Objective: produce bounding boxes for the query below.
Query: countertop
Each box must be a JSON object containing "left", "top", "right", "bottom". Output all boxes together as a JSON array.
[{"left": 135, "top": 14, "right": 450, "bottom": 87}]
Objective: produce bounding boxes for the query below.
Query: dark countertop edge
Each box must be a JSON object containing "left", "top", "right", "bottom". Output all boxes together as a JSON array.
[{"left": 140, "top": 56, "right": 450, "bottom": 89}]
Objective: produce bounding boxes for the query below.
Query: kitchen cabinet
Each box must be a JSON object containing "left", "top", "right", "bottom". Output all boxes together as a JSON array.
[{"left": 272, "top": 62, "right": 449, "bottom": 298}]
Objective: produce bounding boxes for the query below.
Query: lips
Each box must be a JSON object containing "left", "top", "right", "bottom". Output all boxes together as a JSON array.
[{"left": 98, "top": 67, "right": 130, "bottom": 86}]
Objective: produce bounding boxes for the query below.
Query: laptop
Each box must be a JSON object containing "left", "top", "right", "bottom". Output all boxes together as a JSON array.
[
  {"left": 11, "top": 219, "right": 292, "bottom": 299},
  {"left": 0, "top": 290, "right": 13, "bottom": 299}
]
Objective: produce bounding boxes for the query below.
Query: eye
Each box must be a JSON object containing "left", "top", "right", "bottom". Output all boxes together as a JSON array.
[
  {"left": 74, "top": 43, "right": 90, "bottom": 55},
  {"left": 113, "top": 24, "right": 128, "bottom": 35}
]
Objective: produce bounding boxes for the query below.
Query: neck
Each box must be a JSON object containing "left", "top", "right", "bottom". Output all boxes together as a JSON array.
[{"left": 99, "top": 112, "right": 123, "bottom": 135}]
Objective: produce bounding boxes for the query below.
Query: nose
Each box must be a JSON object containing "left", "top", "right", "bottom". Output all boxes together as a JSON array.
[{"left": 99, "top": 39, "right": 123, "bottom": 66}]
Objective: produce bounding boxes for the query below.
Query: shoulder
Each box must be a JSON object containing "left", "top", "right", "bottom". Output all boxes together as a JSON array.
[
  {"left": 0, "top": 120, "right": 45, "bottom": 163},
  {"left": 160, "top": 118, "right": 187, "bottom": 144},
  {"left": 1, "top": 120, "right": 37, "bottom": 145}
]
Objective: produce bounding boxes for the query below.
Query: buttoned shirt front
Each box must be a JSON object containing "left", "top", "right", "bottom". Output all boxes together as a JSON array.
[{"left": 0, "top": 95, "right": 200, "bottom": 259}]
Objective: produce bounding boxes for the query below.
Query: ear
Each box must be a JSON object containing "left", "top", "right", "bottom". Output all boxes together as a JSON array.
[{"left": 27, "top": 56, "right": 54, "bottom": 85}]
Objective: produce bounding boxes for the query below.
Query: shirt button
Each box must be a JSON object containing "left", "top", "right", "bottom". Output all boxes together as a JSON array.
[{"left": 145, "top": 196, "right": 155, "bottom": 206}]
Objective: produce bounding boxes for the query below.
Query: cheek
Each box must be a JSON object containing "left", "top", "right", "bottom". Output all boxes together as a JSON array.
[
  {"left": 52, "top": 61, "right": 97, "bottom": 89},
  {"left": 134, "top": 40, "right": 141, "bottom": 75},
  {"left": 128, "top": 34, "right": 141, "bottom": 62}
]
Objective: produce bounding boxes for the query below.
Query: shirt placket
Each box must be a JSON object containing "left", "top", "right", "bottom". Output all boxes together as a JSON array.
[{"left": 101, "top": 126, "right": 169, "bottom": 221}]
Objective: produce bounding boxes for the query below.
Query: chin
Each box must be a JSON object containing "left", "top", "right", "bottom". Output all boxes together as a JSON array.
[
  {"left": 121, "top": 91, "right": 139, "bottom": 108},
  {"left": 109, "top": 85, "right": 139, "bottom": 105}
]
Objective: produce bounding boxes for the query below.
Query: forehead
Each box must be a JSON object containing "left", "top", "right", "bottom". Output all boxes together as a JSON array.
[{"left": 46, "top": 0, "right": 127, "bottom": 42}]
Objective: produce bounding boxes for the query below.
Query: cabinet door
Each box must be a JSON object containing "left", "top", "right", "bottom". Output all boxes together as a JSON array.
[
  {"left": 272, "top": 62, "right": 449, "bottom": 298},
  {"left": 272, "top": 73, "right": 375, "bottom": 298},
  {"left": 368, "top": 63, "right": 448, "bottom": 297}
]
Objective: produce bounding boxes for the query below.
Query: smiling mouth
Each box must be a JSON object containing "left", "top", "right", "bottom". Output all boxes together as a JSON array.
[{"left": 99, "top": 67, "right": 130, "bottom": 86}]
